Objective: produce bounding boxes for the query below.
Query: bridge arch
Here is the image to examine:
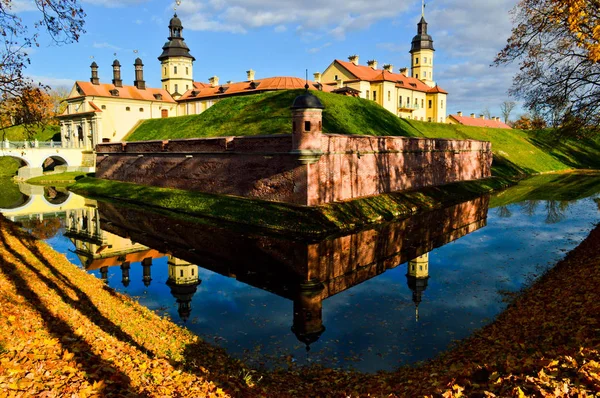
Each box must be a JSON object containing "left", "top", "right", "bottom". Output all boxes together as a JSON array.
[
  {"left": 41, "top": 155, "right": 69, "bottom": 171},
  {"left": 0, "top": 154, "right": 30, "bottom": 168}
]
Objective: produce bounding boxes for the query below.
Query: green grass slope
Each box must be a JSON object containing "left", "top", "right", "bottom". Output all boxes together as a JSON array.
[
  {"left": 0, "top": 124, "right": 60, "bottom": 142},
  {"left": 126, "top": 89, "right": 600, "bottom": 178},
  {"left": 127, "top": 90, "right": 421, "bottom": 141},
  {"left": 401, "top": 119, "right": 569, "bottom": 178}
]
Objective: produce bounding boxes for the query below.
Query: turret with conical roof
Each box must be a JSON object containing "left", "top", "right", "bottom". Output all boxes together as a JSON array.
[
  {"left": 406, "top": 253, "right": 430, "bottom": 321},
  {"left": 159, "top": 13, "right": 195, "bottom": 98}
]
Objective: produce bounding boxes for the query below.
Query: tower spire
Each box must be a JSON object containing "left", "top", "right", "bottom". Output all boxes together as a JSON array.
[{"left": 422, "top": 0, "right": 425, "bottom": 17}]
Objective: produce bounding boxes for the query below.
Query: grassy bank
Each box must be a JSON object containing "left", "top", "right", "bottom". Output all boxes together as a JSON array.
[
  {"left": 0, "top": 124, "right": 60, "bottom": 142},
  {"left": 127, "top": 90, "right": 421, "bottom": 141},
  {"left": 0, "top": 158, "right": 22, "bottom": 209},
  {"left": 2, "top": 210, "right": 599, "bottom": 396},
  {"left": 26, "top": 172, "right": 90, "bottom": 186},
  {"left": 126, "top": 89, "right": 600, "bottom": 178},
  {"left": 70, "top": 176, "right": 512, "bottom": 239}
]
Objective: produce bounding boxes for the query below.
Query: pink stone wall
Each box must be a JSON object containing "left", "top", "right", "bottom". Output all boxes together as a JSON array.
[{"left": 96, "top": 133, "right": 492, "bottom": 206}]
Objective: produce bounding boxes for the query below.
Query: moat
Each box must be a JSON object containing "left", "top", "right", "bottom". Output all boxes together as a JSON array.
[{"left": 1, "top": 173, "right": 599, "bottom": 373}]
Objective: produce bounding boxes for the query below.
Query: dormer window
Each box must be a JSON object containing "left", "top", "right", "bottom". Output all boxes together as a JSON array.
[
  {"left": 76, "top": 85, "right": 84, "bottom": 95},
  {"left": 191, "top": 90, "right": 199, "bottom": 97},
  {"left": 218, "top": 86, "right": 229, "bottom": 94},
  {"left": 410, "top": 83, "right": 417, "bottom": 88},
  {"left": 109, "top": 89, "right": 119, "bottom": 96},
  {"left": 153, "top": 93, "right": 163, "bottom": 100},
  {"left": 249, "top": 81, "right": 261, "bottom": 89}
]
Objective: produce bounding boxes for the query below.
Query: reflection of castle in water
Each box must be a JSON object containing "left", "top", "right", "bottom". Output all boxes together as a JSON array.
[{"left": 93, "top": 195, "right": 489, "bottom": 350}]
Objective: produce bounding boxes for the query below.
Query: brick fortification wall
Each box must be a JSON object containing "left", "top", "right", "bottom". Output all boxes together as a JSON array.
[{"left": 96, "top": 133, "right": 492, "bottom": 206}]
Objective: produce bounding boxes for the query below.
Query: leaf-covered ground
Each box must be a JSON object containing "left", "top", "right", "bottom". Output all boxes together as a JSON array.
[{"left": 1, "top": 214, "right": 599, "bottom": 397}]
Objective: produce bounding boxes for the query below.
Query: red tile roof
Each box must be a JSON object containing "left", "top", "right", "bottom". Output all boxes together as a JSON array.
[
  {"left": 334, "top": 60, "right": 447, "bottom": 94},
  {"left": 179, "top": 77, "right": 333, "bottom": 101},
  {"left": 74, "top": 81, "right": 176, "bottom": 103},
  {"left": 449, "top": 114, "right": 512, "bottom": 129}
]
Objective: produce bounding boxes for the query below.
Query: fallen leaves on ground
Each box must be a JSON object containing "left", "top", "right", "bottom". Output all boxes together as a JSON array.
[{"left": 1, "top": 214, "right": 600, "bottom": 397}]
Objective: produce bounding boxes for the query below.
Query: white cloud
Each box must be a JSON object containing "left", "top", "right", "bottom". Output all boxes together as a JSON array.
[
  {"left": 175, "top": 0, "right": 411, "bottom": 37},
  {"left": 274, "top": 25, "right": 287, "bottom": 33},
  {"left": 9, "top": 0, "right": 37, "bottom": 13},
  {"left": 81, "top": 0, "right": 149, "bottom": 8},
  {"left": 93, "top": 42, "right": 123, "bottom": 51},
  {"left": 26, "top": 75, "right": 74, "bottom": 89},
  {"left": 307, "top": 42, "right": 332, "bottom": 54}
]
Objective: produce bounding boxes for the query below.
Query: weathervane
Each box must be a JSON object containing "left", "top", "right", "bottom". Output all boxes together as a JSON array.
[
  {"left": 175, "top": 0, "right": 181, "bottom": 11},
  {"left": 422, "top": 0, "right": 426, "bottom": 16}
]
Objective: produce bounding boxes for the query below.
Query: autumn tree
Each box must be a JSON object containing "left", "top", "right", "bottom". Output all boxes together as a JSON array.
[
  {"left": 496, "top": 0, "right": 600, "bottom": 136},
  {"left": 500, "top": 100, "right": 516, "bottom": 124},
  {"left": 0, "top": 87, "right": 55, "bottom": 139},
  {"left": 0, "top": 1, "right": 85, "bottom": 139}
]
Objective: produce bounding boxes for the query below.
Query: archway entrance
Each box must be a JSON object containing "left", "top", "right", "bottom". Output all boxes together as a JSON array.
[
  {"left": 161, "top": 109, "right": 168, "bottom": 118},
  {"left": 42, "top": 156, "right": 68, "bottom": 173}
]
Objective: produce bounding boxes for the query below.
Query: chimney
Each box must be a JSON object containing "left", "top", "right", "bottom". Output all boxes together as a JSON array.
[
  {"left": 133, "top": 58, "right": 145, "bottom": 90},
  {"left": 335, "top": 79, "right": 343, "bottom": 89},
  {"left": 112, "top": 59, "right": 122, "bottom": 88},
  {"left": 246, "top": 69, "right": 255, "bottom": 81},
  {"left": 367, "top": 60, "right": 378, "bottom": 70},
  {"left": 209, "top": 76, "right": 219, "bottom": 87},
  {"left": 470, "top": 113, "right": 476, "bottom": 118},
  {"left": 313, "top": 72, "right": 321, "bottom": 84},
  {"left": 480, "top": 114, "right": 485, "bottom": 119},
  {"left": 457, "top": 111, "right": 463, "bottom": 117},
  {"left": 383, "top": 64, "right": 394, "bottom": 72},
  {"left": 90, "top": 62, "right": 100, "bottom": 85},
  {"left": 399, "top": 67, "right": 409, "bottom": 76},
  {"left": 348, "top": 55, "right": 359, "bottom": 65}
]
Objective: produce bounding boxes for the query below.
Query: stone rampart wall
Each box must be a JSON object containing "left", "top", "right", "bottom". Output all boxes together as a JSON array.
[{"left": 96, "top": 134, "right": 492, "bottom": 206}]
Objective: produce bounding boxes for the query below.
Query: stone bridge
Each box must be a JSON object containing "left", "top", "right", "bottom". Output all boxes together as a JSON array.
[
  {"left": 0, "top": 183, "right": 88, "bottom": 220},
  {"left": 0, "top": 140, "right": 94, "bottom": 179}
]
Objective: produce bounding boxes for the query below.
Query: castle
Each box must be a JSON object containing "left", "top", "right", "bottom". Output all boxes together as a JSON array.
[{"left": 57, "top": 9, "right": 448, "bottom": 148}]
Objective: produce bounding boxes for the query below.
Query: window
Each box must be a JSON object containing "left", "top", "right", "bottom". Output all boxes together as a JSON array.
[
  {"left": 428, "top": 117, "right": 432, "bottom": 122},
  {"left": 415, "top": 58, "right": 419, "bottom": 64},
  {"left": 334, "top": 74, "right": 338, "bottom": 80},
  {"left": 423, "top": 71, "right": 427, "bottom": 78},
  {"left": 421, "top": 99, "right": 424, "bottom": 108},
  {"left": 101, "top": 105, "right": 106, "bottom": 110},
  {"left": 186, "top": 85, "right": 189, "bottom": 90},
  {"left": 399, "top": 96, "right": 403, "bottom": 107},
  {"left": 164, "top": 67, "right": 166, "bottom": 75},
  {"left": 304, "top": 121, "right": 311, "bottom": 131},
  {"left": 174, "top": 66, "right": 178, "bottom": 75},
  {"left": 126, "top": 107, "right": 130, "bottom": 111},
  {"left": 186, "top": 67, "right": 189, "bottom": 75},
  {"left": 139, "top": 108, "right": 144, "bottom": 112},
  {"left": 180, "top": 270, "right": 184, "bottom": 277},
  {"left": 165, "top": 85, "right": 167, "bottom": 90},
  {"left": 424, "top": 57, "right": 427, "bottom": 64},
  {"left": 407, "top": 97, "right": 410, "bottom": 107},
  {"left": 441, "top": 100, "right": 444, "bottom": 109},
  {"left": 373, "top": 91, "right": 377, "bottom": 101},
  {"left": 428, "top": 100, "right": 432, "bottom": 109},
  {"left": 366, "top": 90, "right": 370, "bottom": 99},
  {"left": 416, "top": 74, "right": 419, "bottom": 79},
  {"left": 174, "top": 84, "right": 178, "bottom": 93},
  {"left": 388, "top": 91, "right": 391, "bottom": 101},
  {"left": 191, "top": 269, "right": 194, "bottom": 276}
]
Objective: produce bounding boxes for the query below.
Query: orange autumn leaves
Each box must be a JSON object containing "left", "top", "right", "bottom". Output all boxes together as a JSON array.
[{"left": 549, "top": 0, "right": 600, "bottom": 62}]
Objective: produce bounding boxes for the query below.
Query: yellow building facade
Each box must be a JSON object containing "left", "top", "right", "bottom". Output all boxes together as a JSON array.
[{"left": 319, "top": 14, "right": 448, "bottom": 123}]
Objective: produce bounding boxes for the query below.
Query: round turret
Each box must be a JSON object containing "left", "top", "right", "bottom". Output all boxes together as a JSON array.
[
  {"left": 410, "top": 17, "right": 435, "bottom": 53},
  {"left": 291, "top": 90, "right": 325, "bottom": 110},
  {"left": 112, "top": 59, "right": 121, "bottom": 67},
  {"left": 134, "top": 57, "right": 143, "bottom": 66}
]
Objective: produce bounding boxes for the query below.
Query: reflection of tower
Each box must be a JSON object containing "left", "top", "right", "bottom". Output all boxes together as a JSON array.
[
  {"left": 121, "top": 261, "right": 131, "bottom": 287},
  {"left": 291, "top": 280, "right": 326, "bottom": 352},
  {"left": 406, "top": 253, "right": 430, "bottom": 321},
  {"left": 142, "top": 258, "right": 153, "bottom": 287},
  {"left": 166, "top": 256, "right": 201, "bottom": 322}
]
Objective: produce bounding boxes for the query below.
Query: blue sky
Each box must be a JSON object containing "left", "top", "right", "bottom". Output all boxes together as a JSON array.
[{"left": 13, "top": 0, "right": 521, "bottom": 118}]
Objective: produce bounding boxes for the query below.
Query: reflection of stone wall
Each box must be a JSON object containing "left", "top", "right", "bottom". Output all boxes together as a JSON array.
[
  {"left": 96, "top": 134, "right": 492, "bottom": 206},
  {"left": 97, "top": 194, "right": 489, "bottom": 300}
]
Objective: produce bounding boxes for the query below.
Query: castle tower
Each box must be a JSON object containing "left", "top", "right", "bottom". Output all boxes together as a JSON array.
[
  {"left": 121, "top": 261, "right": 131, "bottom": 287},
  {"left": 290, "top": 88, "right": 324, "bottom": 165},
  {"left": 158, "top": 13, "right": 195, "bottom": 99},
  {"left": 291, "top": 280, "right": 326, "bottom": 352},
  {"left": 141, "top": 257, "right": 153, "bottom": 287},
  {"left": 410, "top": 4, "right": 435, "bottom": 88},
  {"left": 166, "top": 256, "right": 201, "bottom": 323},
  {"left": 133, "top": 58, "right": 146, "bottom": 90},
  {"left": 406, "top": 253, "right": 430, "bottom": 321}
]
